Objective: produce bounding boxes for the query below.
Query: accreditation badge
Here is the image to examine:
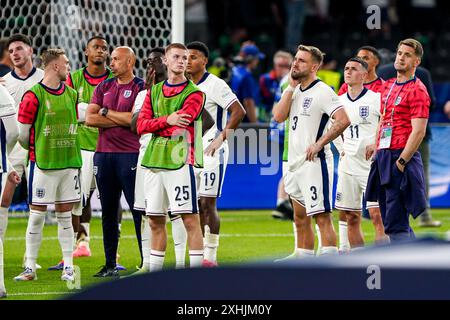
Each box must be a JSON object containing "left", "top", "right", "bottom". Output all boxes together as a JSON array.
[{"left": 378, "top": 125, "right": 392, "bottom": 149}]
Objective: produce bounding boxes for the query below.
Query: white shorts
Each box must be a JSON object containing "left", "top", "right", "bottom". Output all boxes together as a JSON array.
[
  {"left": 335, "top": 170, "right": 378, "bottom": 211},
  {"left": 194, "top": 146, "right": 228, "bottom": 198},
  {"left": 134, "top": 151, "right": 146, "bottom": 211},
  {"left": 143, "top": 164, "right": 198, "bottom": 216},
  {"left": 28, "top": 162, "right": 81, "bottom": 205},
  {"left": 284, "top": 157, "right": 334, "bottom": 216},
  {"left": 9, "top": 143, "right": 28, "bottom": 176},
  {"left": 282, "top": 161, "right": 288, "bottom": 178},
  {"left": 81, "top": 150, "right": 96, "bottom": 205}
]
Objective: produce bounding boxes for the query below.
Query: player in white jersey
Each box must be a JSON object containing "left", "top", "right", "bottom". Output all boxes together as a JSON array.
[
  {"left": 186, "top": 41, "right": 246, "bottom": 266},
  {"left": 2, "top": 34, "right": 44, "bottom": 176},
  {"left": 0, "top": 35, "right": 44, "bottom": 269},
  {"left": 0, "top": 85, "right": 22, "bottom": 298},
  {"left": 334, "top": 57, "right": 387, "bottom": 250},
  {"left": 273, "top": 45, "right": 350, "bottom": 258}
]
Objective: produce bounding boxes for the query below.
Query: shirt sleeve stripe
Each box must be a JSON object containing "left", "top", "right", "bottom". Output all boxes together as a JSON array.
[{"left": 330, "top": 105, "right": 344, "bottom": 118}]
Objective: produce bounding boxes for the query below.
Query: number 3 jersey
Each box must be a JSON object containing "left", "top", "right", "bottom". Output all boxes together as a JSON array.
[
  {"left": 338, "top": 88, "right": 381, "bottom": 176},
  {"left": 287, "top": 79, "right": 343, "bottom": 171}
]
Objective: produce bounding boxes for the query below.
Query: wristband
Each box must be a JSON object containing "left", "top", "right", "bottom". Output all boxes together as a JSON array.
[{"left": 285, "top": 85, "right": 295, "bottom": 93}]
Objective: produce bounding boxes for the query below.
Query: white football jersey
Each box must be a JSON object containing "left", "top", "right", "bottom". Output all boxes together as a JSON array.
[
  {"left": 0, "top": 85, "right": 17, "bottom": 173},
  {"left": 133, "top": 89, "right": 152, "bottom": 154},
  {"left": 196, "top": 72, "right": 238, "bottom": 150},
  {"left": 287, "top": 79, "right": 343, "bottom": 171},
  {"left": 3, "top": 67, "right": 44, "bottom": 107},
  {"left": 338, "top": 88, "right": 381, "bottom": 175}
]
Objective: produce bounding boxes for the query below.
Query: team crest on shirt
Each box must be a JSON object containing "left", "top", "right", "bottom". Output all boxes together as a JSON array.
[
  {"left": 301, "top": 97, "right": 313, "bottom": 115},
  {"left": 395, "top": 96, "right": 402, "bottom": 106},
  {"left": 359, "top": 105, "right": 370, "bottom": 123},
  {"left": 36, "top": 188, "right": 45, "bottom": 199},
  {"left": 123, "top": 90, "right": 132, "bottom": 98}
]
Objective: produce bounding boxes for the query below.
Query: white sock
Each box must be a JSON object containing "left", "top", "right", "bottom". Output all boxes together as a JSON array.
[
  {"left": 295, "top": 248, "right": 315, "bottom": 257},
  {"left": 319, "top": 246, "right": 339, "bottom": 255},
  {"left": 73, "top": 232, "right": 78, "bottom": 250},
  {"left": 204, "top": 232, "right": 219, "bottom": 263},
  {"left": 0, "top": 238, "right": 5, "bottom": 292},
  {"left": 338, "top": 221, "right": 350, "bottom": 252},
  {"left": 80, "top": 222, "right": 90, "bottom": 244},
  {"left": 293, "top": 222, "right": 298, "bottom": 250},
  {"left": 315, "top": 223, "right": 322, "bottom": 252},
  {"left": 56, "top": 211, "right": 74, "bottom": 269},
  {"left": 189, "top": 249, "right": 204, "bottom": 267},
  {"left": 25, "top": 210, "right": 46, "bottom": 271},
  {"left": 171, "top": 216, "right": 187, "bottom": 269},
  {"left": 276, "top": 198, "right": 284, "bottom": 206},
  {"left": 0, "top": 207, "right": 8, "bottom": 242},
  {"left": 150, "top": 250, "right": 165, "bottom": 272},
  {"left": 141, "top": 217, "right": 151, "bottom": 269}
]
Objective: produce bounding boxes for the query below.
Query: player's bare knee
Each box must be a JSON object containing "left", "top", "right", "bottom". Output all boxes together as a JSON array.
[
  {"left": 181, "top": 214, "right": 200, "bottom": 233},
  {"left": 315, "top": 213, "right": 332, "bottom": 229},
  {"left": 149, "top": 216, "right": 165, "bottom": 231},
  {"left": 55, "top": 203, "right": 74, "bottom": 213},
  {"left": 200, "top": 197, "right": 216, "bottom": 216},
  {"left": 346, "top": 212, "right": 361, "bottom": 226},
  {"left": 295, "top": 212, "right": 311, "bottom": 229}
]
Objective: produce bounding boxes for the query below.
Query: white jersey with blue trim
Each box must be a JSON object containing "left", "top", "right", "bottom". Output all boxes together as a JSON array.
[
  {"left": 133, "top": 89, "right": 152, "bottom": 154},
  {"left": 338, "top": 88, "right": 381, "bottom": 176},
  {"left": 287, "top": 79, "right": 343, "bottom": 171},
  {"left": 3, "top": 67, "right": 44, "bottom": 108},
  {"left": 0, "top": 85, "right": 17, "bottom": 173},
  {"left": 196, "top": 72, "right": 238, "bottom": 150}
]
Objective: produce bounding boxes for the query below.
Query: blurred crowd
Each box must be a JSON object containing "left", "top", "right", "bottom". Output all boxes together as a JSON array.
[{"left": 185, "top": 0, "right": 450, "bottom": 123}]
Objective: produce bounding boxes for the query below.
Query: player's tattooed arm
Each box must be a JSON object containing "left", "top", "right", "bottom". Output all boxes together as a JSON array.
[
  {"left": 306, "top": 108, "right": 350, "bottom": 161},
  {"left": 321, "top": 108, "right": 350, "bottom": 144},
  {"left": 205, "top": 101, "right": 245, "bottom": 157}
]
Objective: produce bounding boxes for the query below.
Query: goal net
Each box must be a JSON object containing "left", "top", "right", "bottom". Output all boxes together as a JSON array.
[{"left": 0, "top": 0, "right": 182, "bottom": 78}]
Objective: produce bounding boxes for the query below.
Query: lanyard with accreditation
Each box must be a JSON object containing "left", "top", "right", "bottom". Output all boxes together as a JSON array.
[{"left": 378, "top": 81, "right": 405, "bottom": 149}]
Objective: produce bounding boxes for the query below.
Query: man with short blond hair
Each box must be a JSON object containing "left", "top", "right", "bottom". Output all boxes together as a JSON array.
[
  {"left": 137, "top": 43, "right": 206, "bottom": 271},
  {"left": 14, "top": 48, "right": 81, "bottom": 282}
]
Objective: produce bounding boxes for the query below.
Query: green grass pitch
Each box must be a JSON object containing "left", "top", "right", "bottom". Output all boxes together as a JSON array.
[{"left": 2, "top": 209, "right": 449, "bottom": 300}]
